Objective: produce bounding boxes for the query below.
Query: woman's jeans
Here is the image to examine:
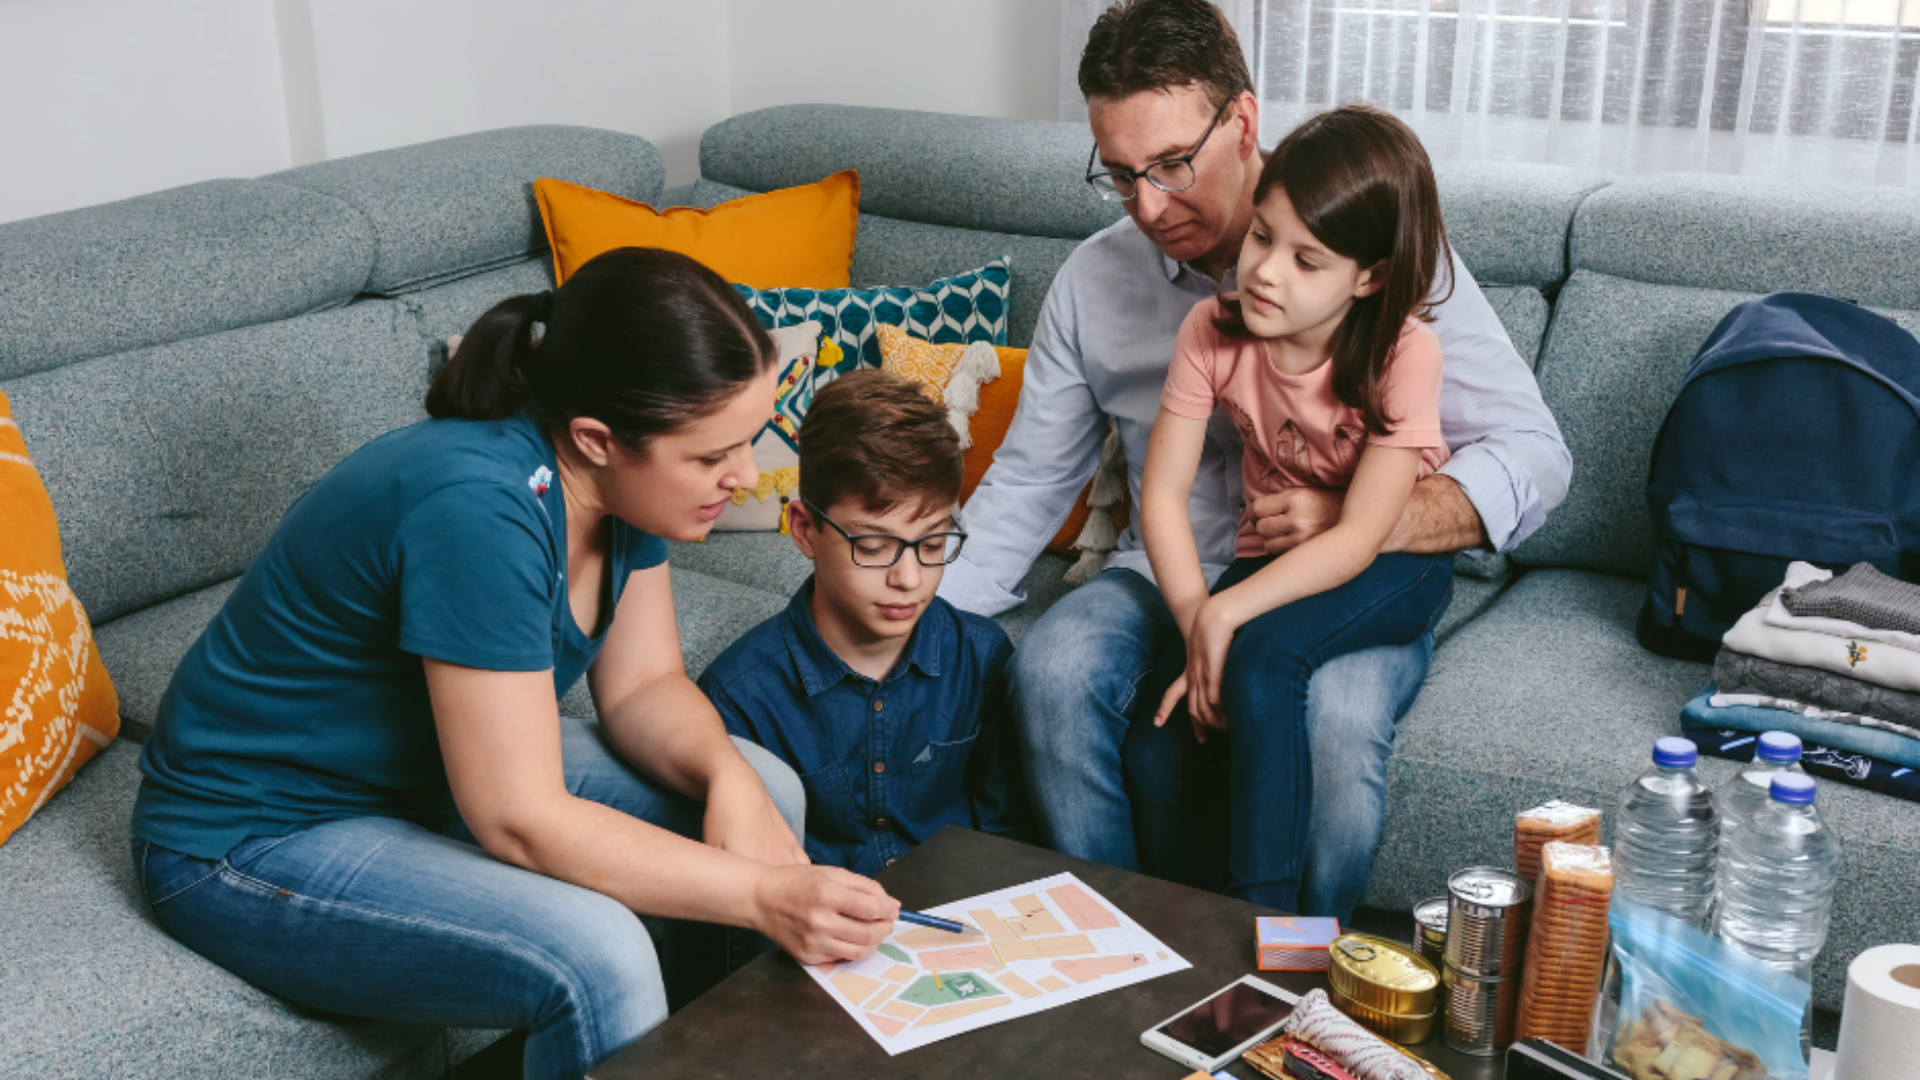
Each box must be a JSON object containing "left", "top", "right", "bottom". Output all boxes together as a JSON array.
[
  {"left": 132, "top": 719, "right": 804, "bottom": 1080},
  {"left": 1125, "top": 552, "right": 1453, "bottom": 912}
]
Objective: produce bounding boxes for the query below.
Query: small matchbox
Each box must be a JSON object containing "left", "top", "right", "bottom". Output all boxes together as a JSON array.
[{"left": 1255, "top": 916, "right": 1341, "bottom": 971}]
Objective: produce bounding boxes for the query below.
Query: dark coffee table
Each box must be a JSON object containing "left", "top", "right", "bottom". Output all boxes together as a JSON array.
[{"left": 592, "top": 828, "right": 1504, "bottom": 1080}]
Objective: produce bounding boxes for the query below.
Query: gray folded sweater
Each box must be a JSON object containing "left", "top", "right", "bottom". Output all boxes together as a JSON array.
[
  {"left": 1781, "top": 562, "right": 1920, "bottom": 636},
  {"left": 1714, "top": 647, "right": 1920, "bottom": 728}
]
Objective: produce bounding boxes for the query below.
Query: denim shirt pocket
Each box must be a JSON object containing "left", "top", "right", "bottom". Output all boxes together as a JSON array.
[
  {"left": 906, "top": 731, "right": 979, "bottom": 827},
  {"left": 796, "top": 759, "right": 858, "bottom": 847}
]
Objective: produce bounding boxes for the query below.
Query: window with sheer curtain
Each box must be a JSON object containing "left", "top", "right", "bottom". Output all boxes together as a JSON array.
[{"left": 1060, "top": 0, "right": 1920, "bottom": 183}]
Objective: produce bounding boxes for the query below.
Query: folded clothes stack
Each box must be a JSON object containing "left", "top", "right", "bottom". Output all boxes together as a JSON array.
[{"left": 1684, "top": 561, "right": 1920, "bottom": 804}]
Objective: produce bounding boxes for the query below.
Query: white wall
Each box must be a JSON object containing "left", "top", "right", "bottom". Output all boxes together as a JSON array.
[
  {"left": 728, "top": 0, "right": 1061, "bottom": 122},
  {"left": 0, "top": 0, "right": 294, "bottom": 223},
  {"left": 0, "top": 0, "right": 1062, "bottom": 226}
]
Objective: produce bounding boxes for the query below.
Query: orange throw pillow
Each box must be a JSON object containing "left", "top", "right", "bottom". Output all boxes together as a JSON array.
[
  {"left": 962, "top": 349, "right": 1098, "bottom": 555},
  {"left": 0, "top": 391, "right": 119, "bottom": 847},
  {"left": 534, "top": 170, "right": 860, "bottom": 288}
]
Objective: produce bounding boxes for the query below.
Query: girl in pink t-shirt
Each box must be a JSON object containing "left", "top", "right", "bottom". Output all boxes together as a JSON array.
[{"left": 1136, "top": 106, "right": 1456, "bottom": 912}]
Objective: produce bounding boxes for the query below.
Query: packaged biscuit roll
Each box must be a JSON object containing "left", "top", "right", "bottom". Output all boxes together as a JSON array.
[
  {"left": 1514, "top": 841, "right": 1613, "bottom": 1050},
  {"left": 1514, "top": 800, "right": 1602, "bottom": 885}
]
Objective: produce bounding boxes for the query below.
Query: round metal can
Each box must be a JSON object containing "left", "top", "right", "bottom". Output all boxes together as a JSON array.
[
  {"left": 1444, "top": 866, "right": 1533, "bottom": 978},
  {"left": 1328, "top": 933, "right": 1439, "bottom": 1017},
  {"left": 1413, "top": 895, "right": 1450, "bottom": 972},
  {"left": 1328, "top": 981, "right": 1437, "bottom": 1045},
  {"left": 1442, "top": 963, "right": 1518, "bottom": 1055}
]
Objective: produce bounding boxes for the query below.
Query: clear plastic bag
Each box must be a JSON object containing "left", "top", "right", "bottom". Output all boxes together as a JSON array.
[{"left": 1596, "top": 896, "right": 1810, "bottom": 1080}]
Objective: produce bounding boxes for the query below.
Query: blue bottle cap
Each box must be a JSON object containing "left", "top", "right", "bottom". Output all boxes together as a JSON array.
[
  {"left": 1757, "top": 731, "right": 1803, "bottom": 763},
  {"left": 1771, "top": 773, "right": 1817, "bottom": 805},
  {"left": 1653, "top": 737, "right": 1698, "bottom": 769}
]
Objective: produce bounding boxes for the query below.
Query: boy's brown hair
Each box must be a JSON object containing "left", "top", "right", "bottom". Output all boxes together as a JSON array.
[{"left": 798, "top": 369, "right": 962, "bottom": 519}]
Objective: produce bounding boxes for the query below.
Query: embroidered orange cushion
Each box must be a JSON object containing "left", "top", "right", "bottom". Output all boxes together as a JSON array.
[
  {"left": 534, "top": 170, "right": 860, "bottom": 289},
  {"left": 0, "top": 391, "right": 119, "bottom": 847}
]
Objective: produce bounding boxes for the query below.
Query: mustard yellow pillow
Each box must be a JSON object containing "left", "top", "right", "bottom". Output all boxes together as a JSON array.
[
  {"left": 874, "top": 325, "right": 1127, "bottom": 561},
  {"left": 534, "top": 170, "right": 860, "bottom": 288},
  {"left": 1, "top": 391, "right": 119, "bottom": 847}
]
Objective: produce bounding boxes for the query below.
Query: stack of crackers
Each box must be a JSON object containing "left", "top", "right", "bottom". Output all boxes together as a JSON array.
[
  {"left": 1515, "top": 800, "right": 1602, "bottom": 885},
  {"left": 1514, "top": 840, "right": 1614, "bottom": 1049}
]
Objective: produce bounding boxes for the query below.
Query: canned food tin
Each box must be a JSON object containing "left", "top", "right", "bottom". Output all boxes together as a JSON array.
[
  {"left": 1444, "top": 866, "right": 1533, "bottom": 978},
  {"left": 1413, "top": 895, "right": 1449, "bottom": 971},
  {"left": 1328, "top": 981, "right": 1437, "bottom": 1045},
  {"left": 1442, "top": 963, "right": 1518, "bottom": 1055},
  {"left": 1328, "top": 933, "right": 1439, "bottom": 1017}
]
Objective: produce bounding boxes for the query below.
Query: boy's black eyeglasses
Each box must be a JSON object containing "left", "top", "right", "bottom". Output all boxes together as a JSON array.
[
  {"left": 802, "top": 500, "right": 968, "bottom": 568},
  {"left": 1085, "top": 96, "right": 1236, "bottom": 203}
]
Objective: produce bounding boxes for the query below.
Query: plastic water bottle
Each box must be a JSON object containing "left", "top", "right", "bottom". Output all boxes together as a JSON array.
[
  {"left": 1717, "top": 731, "right": 1806, "bottom": 854},
  {"left": 1613, "top": 737, "right": 1720, "bottom": 927},
  {"left": 1714, "top": 773, "right": 1842, "bottom": 980},
  {"left": 1714, "top": 772, "right": 1841, "bottom": 1060}
]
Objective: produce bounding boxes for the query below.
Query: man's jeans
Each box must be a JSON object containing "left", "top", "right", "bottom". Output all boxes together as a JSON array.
[
  {"left": 1009, "top": 567, "right": 1443, "bottom": 920},
  {"left": 131, "top": 720, "right": 803, "bottom": 1080}
]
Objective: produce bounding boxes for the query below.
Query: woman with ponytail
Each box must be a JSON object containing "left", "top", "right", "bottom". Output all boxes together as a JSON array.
[{"left": 130, "top": 248, "right": 901, "bottom": 1080}]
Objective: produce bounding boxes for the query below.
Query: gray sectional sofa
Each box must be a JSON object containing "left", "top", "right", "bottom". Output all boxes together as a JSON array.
[{"left": 2, "top": 105, "right": 1914, "bottom": 1077}]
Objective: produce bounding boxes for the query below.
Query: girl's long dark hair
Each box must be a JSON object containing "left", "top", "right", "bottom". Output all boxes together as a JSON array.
[
  {"left": 426, "top": 246, "right": 775, "bottom": 447},
  {"left": 1216, "top": 105, "right": 1452, "bottom": 436}
]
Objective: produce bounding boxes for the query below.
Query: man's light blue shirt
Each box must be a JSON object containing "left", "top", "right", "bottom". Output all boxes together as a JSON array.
[{"left": 940, "top": 215, "right": 1572, "bottom": 616}]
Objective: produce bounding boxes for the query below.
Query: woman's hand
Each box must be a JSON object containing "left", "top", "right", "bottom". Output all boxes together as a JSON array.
[
  {"left": 704, "top": 766, "right": 810, "bottom": 867},
  {"left": 752, "top": 864, "right": 901, "bottom": 965}
]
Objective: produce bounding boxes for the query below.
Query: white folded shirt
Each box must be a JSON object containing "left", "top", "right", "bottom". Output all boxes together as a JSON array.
[{"left": 1723, "top": 562, "right": 1920, "bottom": 693}]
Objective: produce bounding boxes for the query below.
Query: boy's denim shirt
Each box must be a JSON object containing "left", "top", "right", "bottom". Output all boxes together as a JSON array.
[{"left": 698, "top": 578, "right": 1027, "bottom": 875}]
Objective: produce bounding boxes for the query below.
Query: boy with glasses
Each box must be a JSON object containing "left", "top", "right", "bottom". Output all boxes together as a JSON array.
[{"left": 699, "top": 370, "right": 1027, "bottom": 875}]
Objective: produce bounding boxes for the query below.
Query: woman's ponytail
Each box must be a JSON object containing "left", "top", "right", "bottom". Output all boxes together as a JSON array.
[
  {"left": 424, "top": 291, "right": 549, "bottom": 421},
  {"left": 425, "top": 249, "right": 775, "bottom": 446}
]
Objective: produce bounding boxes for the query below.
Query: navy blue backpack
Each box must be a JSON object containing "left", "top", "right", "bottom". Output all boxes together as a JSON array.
[{"left": 1637, "top": 292, "right": 1920, "bottom": 661}]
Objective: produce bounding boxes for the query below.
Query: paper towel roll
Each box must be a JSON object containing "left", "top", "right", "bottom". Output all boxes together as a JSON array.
[{"left": 1834, "top": 944, "right": 1920, "bottom": 1080}]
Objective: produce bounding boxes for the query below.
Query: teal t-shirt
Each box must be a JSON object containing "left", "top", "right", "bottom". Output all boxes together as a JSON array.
[{"left": 133, "top": 411, "right": 667, "bottom": 859}]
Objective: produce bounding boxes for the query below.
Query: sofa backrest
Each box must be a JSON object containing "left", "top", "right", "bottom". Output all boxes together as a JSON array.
[
  {"left": 1513, "top": 175, "right": 1920, "bottom": 578},
  {"left": 0, "top": 127, "right": 661, "bottom": 626},
  {"left": 695, "top": 105, "right": 1606, "bottom": 370}
]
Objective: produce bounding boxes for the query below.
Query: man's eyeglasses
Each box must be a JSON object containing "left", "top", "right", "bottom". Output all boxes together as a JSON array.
[
  {"left": 1085, "top": 96, "right": 1237, "bottom": 203},
  {"left": 802, "top": 500, "right": 968, "bottom": 568}
]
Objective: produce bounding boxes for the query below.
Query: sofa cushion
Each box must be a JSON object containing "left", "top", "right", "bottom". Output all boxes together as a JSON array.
[
  {"left": 401, "top": 259, "right": 556, "bottom": 361},
  {"left": 1432, "top": 161, "right": 1611, "bottom": 289},
  {"left": 1516, "top": 272, "right": 1920, "bottom": 577},
  {"left": 0, "top": 180, "right": 375, "bottom": 381},
  {"left": 1573, "top": 172, "right": 1920, "bottom": 309},
  {"left": 92, "top": 579, "right": 240, "bottom": 741},
  {"left": 4, "top": 300, "right": 430, "bottom": 624},
  {"left": 686, "top": 178, "right": 1074, "bottom": 353},
  {"left": 1482, "top": 285, "right": 1549, "bottom": 368},
  {"left": 701, "top": 105, "right": 1125, "bottom": 242},
  {"left": 0, "top": 741, "right": 469, "bottom": 1080},
  {"left": 268, "top": 126, "right": 663, "bottom": 296},
  {"left": 1362, "top": 569, "right": 1919, "bottom": 1010}
]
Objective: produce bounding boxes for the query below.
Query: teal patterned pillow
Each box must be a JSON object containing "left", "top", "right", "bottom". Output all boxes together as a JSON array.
[{"left": 734, "top": 257, "right": 1010, "bottom": 378}]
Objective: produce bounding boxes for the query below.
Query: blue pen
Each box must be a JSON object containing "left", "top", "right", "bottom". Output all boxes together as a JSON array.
[{"left": 897, "top": 910, "right": 981, "bottom": 935}]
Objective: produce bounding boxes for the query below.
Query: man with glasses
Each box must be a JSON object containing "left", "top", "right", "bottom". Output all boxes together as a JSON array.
[
  {"left": 702, "top": 371, "right": 1027, "bottom": 876},
  {"left": 937, "top": 0, "right": 1569, "bottom": 919}
]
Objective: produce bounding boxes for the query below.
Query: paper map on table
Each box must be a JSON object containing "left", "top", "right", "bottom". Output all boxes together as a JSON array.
[{"left": 806, "top": 872, "right": 1190, "bottom": 1054}]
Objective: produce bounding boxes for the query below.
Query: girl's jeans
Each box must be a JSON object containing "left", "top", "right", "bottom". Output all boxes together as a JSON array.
[{"left": 1125, "top": 551, "right": 1453, "bottom": 912}]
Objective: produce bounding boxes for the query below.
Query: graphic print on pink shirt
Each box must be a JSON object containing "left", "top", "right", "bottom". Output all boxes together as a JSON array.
[{"left": 1160, "top": 297, "right": 1450, "bottom": 557}]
